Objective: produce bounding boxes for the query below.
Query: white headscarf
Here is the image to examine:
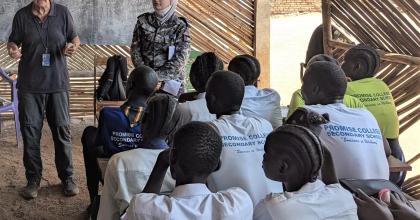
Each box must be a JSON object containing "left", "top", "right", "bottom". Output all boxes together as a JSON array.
[{"left": 155, "top": 0, "right": 178, "bottom": 24}]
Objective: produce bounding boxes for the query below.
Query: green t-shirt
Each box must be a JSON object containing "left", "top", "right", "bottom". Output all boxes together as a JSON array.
[
  {"left": 346, "top": 78, "right": 399, "bottom": 139},
  {"left": 287, "top": 89, "right": 365, "bottom": 118}
]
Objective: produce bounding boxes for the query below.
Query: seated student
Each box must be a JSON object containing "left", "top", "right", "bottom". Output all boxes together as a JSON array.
[
  {"left": 205, "top": 71, "right": 282, "bottom": 205},
  {"left": 122, "top": 121, "right": 253, "bottom": 220},
  {"left": 178, "top": 52, "right": 223, "bottom": 122},
  {"left": 228, "top": 55, "right": 282, "bottom": 128},
  {"left": 97, "top": 94, "right": 183, "bottom": 220},
  {"left": 81, "top": 65, "right": 158, "bottom": 210},
  {"left": 301, "top": 61, "right": 389, "bottom": 180},
  {"left": 254, "top": 124, "right": 358, "bottom": 220},
  {"left": 288, "top": 54, "right": 364, "bottom": 118},
  {"left": 342, "top": 44, "right": 404, "bottom": 184}
]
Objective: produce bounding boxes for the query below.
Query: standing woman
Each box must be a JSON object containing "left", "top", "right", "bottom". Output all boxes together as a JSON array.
[
  {"left": 7, "top": 0, "right": 80, "bottom": 199},
  {"left": 131, "top": 0, "right": 191, "bottom": 95}
]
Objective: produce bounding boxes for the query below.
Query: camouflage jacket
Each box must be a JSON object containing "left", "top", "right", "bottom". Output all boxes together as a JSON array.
[{"left": 131, "top": 13, "right": 191, "bottom": 81}]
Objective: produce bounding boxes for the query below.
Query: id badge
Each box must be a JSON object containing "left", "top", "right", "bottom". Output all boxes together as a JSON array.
[
  {"left": 168, "top": 45, "right": 175, "bottom": 60},
  {"left": 42, "top": 53, "right": 51, "bottom": 67}
]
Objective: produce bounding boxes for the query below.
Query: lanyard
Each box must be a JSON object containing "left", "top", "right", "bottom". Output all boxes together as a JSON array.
[{"left": 33, "top": 17, "right": 49, "bottom": 53}]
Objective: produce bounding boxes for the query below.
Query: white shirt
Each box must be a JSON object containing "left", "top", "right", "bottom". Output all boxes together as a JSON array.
[
  {"left": 207, "top": 114, "right": 283, "bottom": 206},
  {"left": 122, "top": 184, "right": 253, "bottom": 220},
  {"left": 98, "top": 148, "right": 175, "bottom": 220},
  {"left": 178, "top": 92, "right": 216, "bottom": 122},
  {"left": 241, "top": 86, "right": 283, "bottom": 129},
  {"left": 304, "top": 103, "right": 389, "bottom": 180},
  {"left": 254, "top": 180, "right": 358, "bottom": 220}
]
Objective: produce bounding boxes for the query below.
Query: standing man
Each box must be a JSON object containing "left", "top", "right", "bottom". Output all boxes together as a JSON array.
[
  {"left": 131, "top": 0, "right": 191, "bottom": 95},
  {"left": 7, "top": 0, "right": 80, "bottom": 199}
]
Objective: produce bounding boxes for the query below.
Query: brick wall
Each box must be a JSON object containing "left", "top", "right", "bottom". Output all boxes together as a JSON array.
[{"left": 271, "top": 0, "right": 321, "bottom": 14}]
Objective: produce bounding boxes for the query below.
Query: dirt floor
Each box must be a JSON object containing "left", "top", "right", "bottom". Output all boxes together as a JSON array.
[
  {"left": 0, "top": 13, "right": 418, "bottom": 220},
  {"left": 0, "top": 118, "right": 92, "bottom": 220}
]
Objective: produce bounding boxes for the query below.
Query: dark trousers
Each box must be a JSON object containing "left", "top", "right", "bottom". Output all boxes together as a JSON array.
[
  {"left": 18, "top": 91, "right": 73, "bottom": 184},
  {"left": 388, "top": 138, "right": 406, "bottom": 186},
  {"left": 81, "top": 126, "right": 104, "bottom": 204}
]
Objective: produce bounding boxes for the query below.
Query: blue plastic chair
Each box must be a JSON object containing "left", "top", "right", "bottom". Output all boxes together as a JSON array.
[{"left": 0, "top": 68, "right": 22, "bottom": 148}]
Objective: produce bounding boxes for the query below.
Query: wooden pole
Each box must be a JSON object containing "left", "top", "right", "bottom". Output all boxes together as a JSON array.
[
  {"left": 328, "top": 40, "right": 420, "bottom": 66},
  {"left": 322, "top": 0, "right": 333, "bottom": 55},
  {"left": 254, "top": 0, "right": 271, "bottom": 88}
]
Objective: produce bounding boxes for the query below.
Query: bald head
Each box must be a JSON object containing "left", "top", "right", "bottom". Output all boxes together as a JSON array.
[
  {"left": 301, "top": 61, "right": 347, "bottom": 105},
  {"left": 205, "top": 71, "right": 245, "bottom": 116}
]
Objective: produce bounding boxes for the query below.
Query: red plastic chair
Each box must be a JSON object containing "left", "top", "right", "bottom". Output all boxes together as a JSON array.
[{"left": 0, "top": 68, "right": 22, "bottom": 148}]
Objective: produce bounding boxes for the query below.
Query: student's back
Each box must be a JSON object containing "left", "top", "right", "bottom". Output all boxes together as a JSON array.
[
  {"left": 346, "top": 77, "right": 399, "bottom": 139},
  {"left": 99, "top": 146, "right": 174, "bottom": 219},
  {"left": 126, "top": 185, "right": 252, "bottom": 220},
  {"left": 300, "top": 58, "right": 389, "bottom": 180},
  {"left": 122, "top": 122, "right": 253, "bottom": 220},
  {"left": 304, "top": 102, "right": 389, "bottom": 180},
  {"left": 204, "top": 70, "right": 282, "bottom": 205},
  {"left": 342, "top": 45, "right": 399, "bottom": 140},
  {"left": 98, "top": 94, "right": 182, "bottom": 220},
  {"left": 97, "top": 107, "right": 143, "bottom": 155},
  {"left": 254, "top": 124, "right": 357, "bottom": 220},
  {"left": 255, "top": 181, "right": 357, "bottom": 220},
  {"left": 241, "top": 86, "right": 282, "bottom": 128},
  {"left": 229, "top": 55, "right": 282, "bottom": 128},
  {"left": 208, "top": 114, "right": 281, "bottom": 204}
]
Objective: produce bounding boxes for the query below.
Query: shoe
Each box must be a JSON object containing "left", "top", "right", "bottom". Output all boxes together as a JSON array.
[
  {"left": 63, "top": 177, "right": 79, "bottom": 197},
  {"left": 20, "top": 182, "right": 40, "bottom": 200}
]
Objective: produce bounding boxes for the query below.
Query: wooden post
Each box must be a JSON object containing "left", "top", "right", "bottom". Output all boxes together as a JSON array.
[
  {"left": 322, "top": 0, "right": 333, "bottom": 55},
  {"left": 254, "top": 0, "right": 271, "bottom": 88}
]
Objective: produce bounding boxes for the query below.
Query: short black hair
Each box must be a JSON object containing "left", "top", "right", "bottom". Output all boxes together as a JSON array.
[
  {"left": 228, "top": 55, "right": 261, "bottom": 85},
  {"left": 205, "top": 70, "right": 245, "bottom": 114},
  {"left": 141, "top": 93, "right": 179, "bottom": 139},
  {"left": 306, "top": 54, "right": 339, "bottom": 67},
  {"left": 267, "top": 124, "right": 323, "bottom": 181},
  {"left": 344, "top": 44, "right": 380, "bottom": 80},
  {"left": 126, "top": 65, "right": 158, "bottom": 97},
  {"left": 303, "top": 61, "right": 347, "bottom": 100},
  {"left": 190, "top": 52, "right": 224, "bottom": 93},
  {"left": 173, "top": 122, "right": 222, "bottom": 177}
]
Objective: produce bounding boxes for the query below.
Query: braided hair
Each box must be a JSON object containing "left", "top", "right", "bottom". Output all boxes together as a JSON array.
[
  {"left": 190, "top": 52, "right": 224, "bottom": 93},
  {"left": 343, "top": 44, "right": 380, "bottom": 80},
  {"left": 173, "top": 121, "right": 223, "bottom": 177},
  {"left": 267, "top": 124, "right": 324, "bottom": 182},
  {"left": 228, "top": 55, "right": 261, "bottom": 86},
  {"left": 141, "top": 93, "right": 180, "bottom": 140}
]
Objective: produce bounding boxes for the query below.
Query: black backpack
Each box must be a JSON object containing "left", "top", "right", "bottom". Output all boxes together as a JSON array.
[{"left": 96, "top": 55, "right": 128, "bottom": 101}]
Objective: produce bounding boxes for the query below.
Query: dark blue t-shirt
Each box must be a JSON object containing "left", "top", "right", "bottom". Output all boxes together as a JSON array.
[{"left": 96, "top": 107, "right": 142, "bottom": 156}]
